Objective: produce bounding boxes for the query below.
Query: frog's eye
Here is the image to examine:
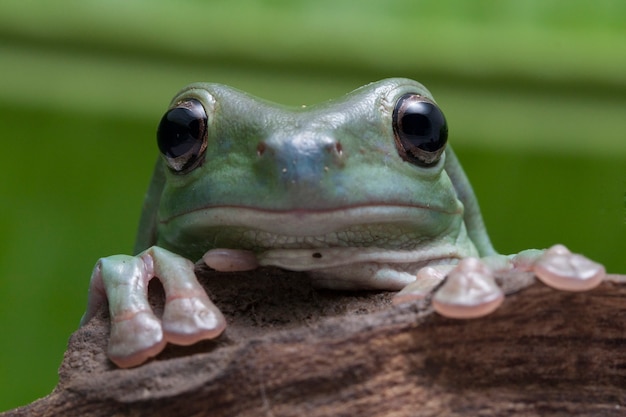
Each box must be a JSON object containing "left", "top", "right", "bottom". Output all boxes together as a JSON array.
[
  {"left": 392, "top": 94, "right": 448, "bottom": 166},
  {"left": 157, "top": 99, "right": 208, "bottom": 173}
]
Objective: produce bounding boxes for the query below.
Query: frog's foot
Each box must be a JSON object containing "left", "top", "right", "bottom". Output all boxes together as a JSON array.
[
  {"left": 394, "top": 258, "right": 504, "bottom": 318},
  {"left": 81, "top": 246, "right": 226, "bottom": 368},
  {"left": 529, "top": 244, "right": 606, "bottom": 291},
  {"left": 393, "top": 244, "right": 606, "bottom": 319}
]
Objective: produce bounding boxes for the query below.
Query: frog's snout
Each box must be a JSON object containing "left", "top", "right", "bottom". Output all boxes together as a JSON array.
[{"left": 256, "top": 133, "right": 345, "bottom": 186}]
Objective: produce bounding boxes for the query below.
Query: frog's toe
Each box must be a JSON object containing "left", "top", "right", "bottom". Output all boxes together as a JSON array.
[
  {"left": 202, "top": 248, "right": 259, "bottom": 272},
  {"left": 534, "top": 244, "right": 606, "bottom": 292},
  {"left": 392, "top": 265, "right": 452, "bottom": 305},
  {"left": 162, "top": 295, "right": 226, "bottom": 345},
  {"left": 432, "top": 258, "right": 504, "bottom": 319},
  {"left": 108, "top": 310, "right": 166, "bottom": 368}
]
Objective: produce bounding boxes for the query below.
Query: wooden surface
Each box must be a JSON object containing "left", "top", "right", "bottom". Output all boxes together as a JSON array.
[{"left": 4, "top": 268, "right": 626, "bottom": 417}]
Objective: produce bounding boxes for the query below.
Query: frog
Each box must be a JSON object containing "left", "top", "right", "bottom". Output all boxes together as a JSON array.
[{"left": 80, "top": 78, "right": 606, "bottom": 368}]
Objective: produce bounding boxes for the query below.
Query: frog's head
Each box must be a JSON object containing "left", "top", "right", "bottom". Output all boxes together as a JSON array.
[{"left": 154, "top": 78, "right": 464, "bottom": 259}]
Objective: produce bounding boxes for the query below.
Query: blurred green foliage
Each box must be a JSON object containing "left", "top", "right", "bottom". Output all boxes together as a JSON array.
[{"left": 0, "top": 0, "right": 624, "bottom": 411}]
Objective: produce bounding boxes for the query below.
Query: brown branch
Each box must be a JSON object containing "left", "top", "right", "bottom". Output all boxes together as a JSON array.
[{"left": 4, "top": 268, "right": 626, "bottom": 417}]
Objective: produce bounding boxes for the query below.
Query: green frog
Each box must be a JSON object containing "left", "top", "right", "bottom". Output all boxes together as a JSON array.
[{"left": 81, "top": 78, "right": 605, "bottom": 368}]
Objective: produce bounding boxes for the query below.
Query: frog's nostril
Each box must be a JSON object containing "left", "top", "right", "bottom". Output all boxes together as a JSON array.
[
  {"left": 324, "top": 141, "right": 345, "bottom": 169},
  {"left": 256, "top": 141, "right": 267, "bottom": 157},
  {"left": 328, "top": 141, "right": 343, "bottom": 156}
]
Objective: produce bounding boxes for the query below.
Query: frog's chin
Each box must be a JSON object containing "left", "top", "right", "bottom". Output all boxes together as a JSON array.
[{"left": 160, "top": 204, "right": 459, "bottom": 237}]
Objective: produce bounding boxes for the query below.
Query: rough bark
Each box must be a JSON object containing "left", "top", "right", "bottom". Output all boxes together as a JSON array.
[{"left": 4, "top": 267, "right": 626, "bottom": 417}]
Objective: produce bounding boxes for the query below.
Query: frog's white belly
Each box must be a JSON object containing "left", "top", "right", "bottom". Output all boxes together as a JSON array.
[{"left": 257, "top": 228, "right": 478, "bottom": 290}]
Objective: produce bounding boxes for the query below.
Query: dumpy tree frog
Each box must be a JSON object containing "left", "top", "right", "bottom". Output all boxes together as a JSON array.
[{"left": 81, "top": 78, "right": 606, "bottom": 368}]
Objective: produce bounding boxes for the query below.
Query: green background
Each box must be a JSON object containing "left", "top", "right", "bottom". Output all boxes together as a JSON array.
[{"left": 1, "top": 0, "right": 624, "bottom": 410}]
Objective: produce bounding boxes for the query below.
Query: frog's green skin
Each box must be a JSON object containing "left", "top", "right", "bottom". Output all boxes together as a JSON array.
[{"left": 81, "top": 78, "right": 606, "bottom": 368}]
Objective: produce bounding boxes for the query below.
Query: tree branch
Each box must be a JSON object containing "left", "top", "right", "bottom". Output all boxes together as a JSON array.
[{"left": 4, "top": 268, "right": 626, "bottom": 417}]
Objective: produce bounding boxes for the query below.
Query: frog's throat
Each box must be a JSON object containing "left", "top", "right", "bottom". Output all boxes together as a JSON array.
[{"left": 159, "top": 204, "right": 461, "bottom": 237}]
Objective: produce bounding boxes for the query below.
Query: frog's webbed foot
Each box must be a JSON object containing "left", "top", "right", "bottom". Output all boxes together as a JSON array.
[
  {"left": 531, "top": 244, "right": 606, "bottom": 291},
  {"left": 393, "top": 244, "right": 606, "bottom": 319},
  {"left": 81, "top": 246, "right": 226, "bottom": 368},
  {"left": 394, "top": 258, "right": 505, "bottom": 318}
]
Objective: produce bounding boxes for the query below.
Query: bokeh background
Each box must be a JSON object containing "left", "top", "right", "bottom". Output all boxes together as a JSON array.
[{"left": 1, "top": 0, "right": 624, "bottom": 410}]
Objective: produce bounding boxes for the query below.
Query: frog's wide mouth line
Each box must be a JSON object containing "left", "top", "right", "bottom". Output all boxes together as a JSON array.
[{"left": 160, "top": 204, "right": 460, "bottom": 237}]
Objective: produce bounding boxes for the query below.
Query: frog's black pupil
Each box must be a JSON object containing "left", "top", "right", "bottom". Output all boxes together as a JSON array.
[
  {"left": 157, "top": 100, "right": 205, "bottom": 159},
  {"left": 393, "top": 94, "right": 448, "bottom": 166},
  {"left": 400, "top": 100, "right": 447, "bottom": 153}
]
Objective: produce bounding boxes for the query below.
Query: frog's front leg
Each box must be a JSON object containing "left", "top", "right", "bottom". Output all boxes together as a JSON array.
[
  {"left": 81, "top": 246, "right": 226, "bottom": 368},
  {"left": 395, "top": 244, "right": 606, "bottom": 319}
]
